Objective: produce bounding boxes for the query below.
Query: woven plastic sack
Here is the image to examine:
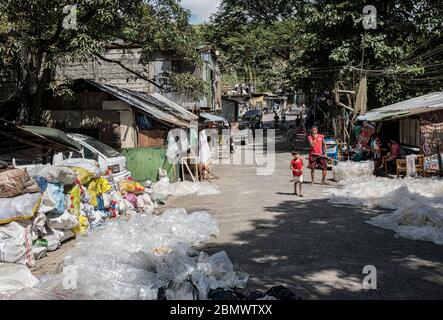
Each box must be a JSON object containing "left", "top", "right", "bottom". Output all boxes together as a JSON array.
[
  {"left": 28, "top": 166, "right": 77, "bottom": 185},
  {"left": 72, "top": 167, "right": 94, "bottom": 186},
  {"left": 61, "top": 159, "right": 102, "bottom": 178},
  {"left": 39, "top": 183, "right": 65, "bottom": 215},
  {"left": 0, "top": 193, "right": 41, "bottom": 225},
  {"left": 87, "top": 177, "right": 112, "bottom": 207},
  {"left": 0, "top": 222, "right": 35, "bottom": 266},
  {"left": 0, "top": 168, "right": 39, "bottom": 198},
  {"left": 119, "top": 180, "right": 145, "bottom": 195}
]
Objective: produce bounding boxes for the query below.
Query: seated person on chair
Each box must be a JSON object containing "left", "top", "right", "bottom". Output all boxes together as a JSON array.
[{"left": 379, "top": 139, "right": 400, "bottom": 172}]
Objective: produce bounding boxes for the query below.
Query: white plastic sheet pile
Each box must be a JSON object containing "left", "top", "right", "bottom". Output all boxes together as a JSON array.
[
  {"left": 2, "top": 208, "right": 248, "bottom": 300},
  {"left": 325, "top": 176, "right": 443, "bottom": 245},
  {"left": 0, "top": 264, "right": 38, "bottom": 293},
  {"left": 332, "top": 161, "right": 374, "bottom": 182},
  {"left": 153, "top": 180, "right": 220, "bottom": 198}
]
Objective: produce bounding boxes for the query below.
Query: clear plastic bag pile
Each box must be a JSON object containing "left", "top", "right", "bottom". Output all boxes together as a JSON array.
[
  {"left": 152, "top": 169, "right": 220, "bottom": 198},
  {"left": 332, "top": 161, "right": 374, "bottom": 182},
  {"left": 3, "top": 208, "right": 249, "bottom": 300},
  {"left": 325, "top": 176, "right": 443, "bottom": 245}
]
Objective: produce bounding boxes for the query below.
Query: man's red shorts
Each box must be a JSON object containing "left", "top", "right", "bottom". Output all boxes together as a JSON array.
[{"left": 308, "top": 155, "right": 327, "bottom": 170}]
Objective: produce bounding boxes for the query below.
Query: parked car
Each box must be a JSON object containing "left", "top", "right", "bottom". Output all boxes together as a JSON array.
[{"left": 53, "top": 134, "right": 131, "bottom": 182}]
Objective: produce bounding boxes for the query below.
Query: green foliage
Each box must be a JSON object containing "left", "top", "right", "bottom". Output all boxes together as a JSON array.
[
  {"left": 0, "top": 0, "right": 205, "bottom": 120},
  {"left": 205, "top": 0, "right": 442, "bottom": 108}
]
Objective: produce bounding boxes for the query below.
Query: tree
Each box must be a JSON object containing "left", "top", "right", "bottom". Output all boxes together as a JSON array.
[
  {"left": 0, "top": 0, "right": 207, "bottom": 122},
  {"left": 205, "top": 0, "right": 442, "bottom": 107}
]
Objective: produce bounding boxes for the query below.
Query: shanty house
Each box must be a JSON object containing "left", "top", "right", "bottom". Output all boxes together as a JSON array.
[
  {"left": 42, "top": 79, "right": 198, "bottom": 150},
  {"left": 56, "top": 43, "right": 221, "bottom": 112},
  {"left": 357, "top": 92, "right": 443, "bottom": 174}
]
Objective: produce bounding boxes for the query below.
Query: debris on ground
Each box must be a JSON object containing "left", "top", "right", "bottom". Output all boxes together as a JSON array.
[
  {"left": 0, "top": 162, "right": 302, "bottom": 300},
  {"left": 0, "top": 264, "right": 38, "bottom": 293},
  {"left": 332, "top": 161, "right": 374, "bottom": 182},
  {"left": 1, "top": 208, "right": 251, "bottom": 300},
  {"left": 326, "top": 175, "right": 443, "bottom": 245},
  {"left": 152, "top": 169, "right": 220, "bottom": 198},
  {"left": 0, "top": 162, "right": 226, "bottom": 299}
]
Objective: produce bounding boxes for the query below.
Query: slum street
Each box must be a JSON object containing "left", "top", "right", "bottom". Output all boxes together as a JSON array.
[
  {"left": 1, "top": 0, "right": 442, "bottom": 304},
  {"left": 165, "top": 116, "right": 443, "bottom": 300}
]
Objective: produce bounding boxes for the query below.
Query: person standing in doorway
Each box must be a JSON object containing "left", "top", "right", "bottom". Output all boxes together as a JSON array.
[{"left": 307, "top": 126, "right": 328, "bottom": 184}]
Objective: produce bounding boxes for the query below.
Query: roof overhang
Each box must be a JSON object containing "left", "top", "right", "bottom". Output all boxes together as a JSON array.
[
  {"left": 357, "top": 92, "right": 443, "bottom": 122},
  {"left": 200, "top": 113, "right": 228, "bottom": 125},
  {"left": 85, "top": 80, "right": 197, "bottom": 128}
]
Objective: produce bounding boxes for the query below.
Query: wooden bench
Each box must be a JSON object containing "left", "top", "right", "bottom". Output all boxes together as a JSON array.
[{"left": 396, "top": 154, "right": 424, "bottom": 177}]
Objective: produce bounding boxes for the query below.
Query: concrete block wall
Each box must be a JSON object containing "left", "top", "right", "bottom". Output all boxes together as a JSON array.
[{"left": 56, "top": 48, "right": 154, "bottom": 93}]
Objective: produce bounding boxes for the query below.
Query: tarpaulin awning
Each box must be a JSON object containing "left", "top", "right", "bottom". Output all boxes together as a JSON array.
[
  {"left": 86, "top": 80, "right": 197, "bottom": 128},
  {"left": 0, "top": 119, "right": 81, "bottom": 160},
  {"left": 357, "top": 92, "right": 443, "bottom": 122}
]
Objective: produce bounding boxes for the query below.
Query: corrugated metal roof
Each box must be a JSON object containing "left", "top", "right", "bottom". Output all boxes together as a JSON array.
[
  {"left": 200, "top": 113, "right": 228, "bottom": 125},
  {"left": 86, "top": 80, "right": 197, "bottom": 128},
  {"left": 149, "top": 92, "right": 198, "bottom": 122},
  {"left": 357, "top": 92, "right": 443, "bottom": 122}
]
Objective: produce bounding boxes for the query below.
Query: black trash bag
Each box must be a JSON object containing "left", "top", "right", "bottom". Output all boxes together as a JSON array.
[
  {"left": 246, "top": 290, "right": 266, "bottom": 300},
  {"left": 157, "top": 287, "right": 167, "bottom": 300},
  {"left": 208, "top": 288, "right": 239, "bottom": 300},
  {"left": 266, "top": 286, "right": 302, "bottom": 300}
]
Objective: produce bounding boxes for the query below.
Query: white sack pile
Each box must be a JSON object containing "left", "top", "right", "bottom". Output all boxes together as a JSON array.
[
  {"left": 332, "top": 160, "right": 374, "bottom": 182},
  {"left": 325, "top": 176, "right": 443, "bottom": 245},
  {"left": 3, "top": 208, "right": 249, "bottom": 300}
]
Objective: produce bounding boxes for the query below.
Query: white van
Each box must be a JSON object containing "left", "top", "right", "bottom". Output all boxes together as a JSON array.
[{"left": 53, "top": 134, "right": 131, "bottom": 182}]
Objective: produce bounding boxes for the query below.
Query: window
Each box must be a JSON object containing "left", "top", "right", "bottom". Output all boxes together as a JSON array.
[
  {"left": 83, "top": 147, "right": 96, "bottom": 160},
  {"left": 171, "top": 60, "right": 195, "bottom": 74},
  {"left": 83, "top": 138, "right": 121, "bottom": 158},
  {"left": 63, "top": 151, "right": 82, "bottom": 159}
]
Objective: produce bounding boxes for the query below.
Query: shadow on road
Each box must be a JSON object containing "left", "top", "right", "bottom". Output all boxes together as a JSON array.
[{"left": 200, "top": 198, "right": 443, "bottom": 299}]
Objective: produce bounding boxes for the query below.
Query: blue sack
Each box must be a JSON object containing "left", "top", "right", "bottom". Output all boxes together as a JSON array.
[{"left": 47, "top": 183, "right": 65, "bottom": 214}]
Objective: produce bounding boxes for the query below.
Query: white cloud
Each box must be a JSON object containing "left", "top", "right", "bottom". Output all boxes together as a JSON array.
[{"left": 181, "top": 0, "right": 221, "bottom": 24}]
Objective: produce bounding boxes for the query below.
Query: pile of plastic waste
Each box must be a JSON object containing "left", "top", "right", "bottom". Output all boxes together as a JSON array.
[
  {"left": 152, "top": 169, "right": 220, "bottom": 198},
  {"left": 325, "top": 175, "right": 443, "bottom": 245},
  {"left": 332, "top": 160, "right": 374, "bottom": 182},
  {"left": 0, "top": 159, "right": 163, "bottom": 268},
  {"left": 0, "top": 160, "right": 240, "bottom": 300},
  {"left": 0, "top": 208, "right": 254, "bottom": 300}
]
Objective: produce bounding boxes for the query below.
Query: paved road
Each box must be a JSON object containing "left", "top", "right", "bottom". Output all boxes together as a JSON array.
[{"left": 166, "top": 128, "right": 443, "bottom": 299}]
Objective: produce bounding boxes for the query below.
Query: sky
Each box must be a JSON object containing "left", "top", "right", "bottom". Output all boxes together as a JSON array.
[{"left": 181, "top": 0, "right": 222, "bottom": 24}]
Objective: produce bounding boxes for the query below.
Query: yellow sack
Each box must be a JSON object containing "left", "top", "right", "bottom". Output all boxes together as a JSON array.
[
  {"left": 67, "top": 185, "right": 81, "bottom": 216},
  {"left": 87, "top": 177, "right": 112, "bottom": 207},
  {"left": 87, "top": 178, "right": 100, "bottom": 207},
  {"left": 72, "top": 167, "right": 94, "bottom": 186},
  {"left": 98, "top": 177, "right": 112, "bottom": 194},
  {"left": 119, "top": 180, "right": 144, "bottom": 195},
  {"left": 72, "top": 215, "right": 89, "bottom": 235}
]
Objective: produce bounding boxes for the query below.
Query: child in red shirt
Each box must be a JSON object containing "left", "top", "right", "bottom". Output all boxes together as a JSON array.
[{"left": 291, "top": 150, "right": 304, "bottom": 197}]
